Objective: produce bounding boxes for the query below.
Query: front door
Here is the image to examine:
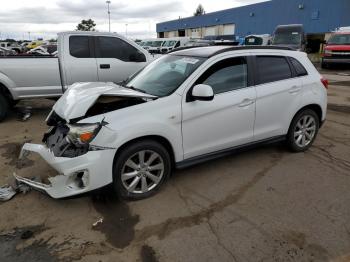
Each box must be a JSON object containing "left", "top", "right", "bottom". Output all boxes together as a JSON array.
[{"left": 182, "top": 56, "right": 256, "bottom": 159}]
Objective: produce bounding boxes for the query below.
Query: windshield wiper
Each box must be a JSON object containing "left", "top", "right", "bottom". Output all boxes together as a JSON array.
[{"left": 126, "top": 85, "right": 148, "bottom": 94}]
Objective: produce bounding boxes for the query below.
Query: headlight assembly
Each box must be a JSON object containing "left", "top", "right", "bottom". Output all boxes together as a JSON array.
[{"left": 67, "top": 123, "right": 102, "bottom": 145}]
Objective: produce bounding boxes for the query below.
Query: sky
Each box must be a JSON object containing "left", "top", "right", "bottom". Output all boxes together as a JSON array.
[{"left": 0, "top": 0, "right": 268, "bottom": 40}]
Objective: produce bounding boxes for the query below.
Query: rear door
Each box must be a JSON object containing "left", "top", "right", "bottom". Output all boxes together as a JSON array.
[
  {"left": 94, "top": 36, "right": 148, "bottom": 83},
  {"left": 64, "top": 35, "right": 99, "bottom": 85},
  {"left": 253, "top": 55, "right": 303, "bottom": 141}
]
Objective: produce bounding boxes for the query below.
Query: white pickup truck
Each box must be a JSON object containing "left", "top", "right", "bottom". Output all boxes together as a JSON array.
[{"left": 0, "top": 31, "right": 152, "bottom": 121}]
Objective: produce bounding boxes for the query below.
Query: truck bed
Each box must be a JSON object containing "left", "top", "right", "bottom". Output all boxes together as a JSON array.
[{"left": 0, "top": 56, "right": 62, "bottom": 99}]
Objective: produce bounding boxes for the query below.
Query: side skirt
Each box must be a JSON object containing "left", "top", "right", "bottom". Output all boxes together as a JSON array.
[{"left": 175, "top": 135, "right": 286, "bottom": 169}]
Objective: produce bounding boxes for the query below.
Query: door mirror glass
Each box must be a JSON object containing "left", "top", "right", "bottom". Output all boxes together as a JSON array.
[{"left": 191, "top": 84, "right": 214, "bottom": 101}]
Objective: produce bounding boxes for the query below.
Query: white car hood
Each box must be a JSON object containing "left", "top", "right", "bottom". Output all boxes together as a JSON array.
[{"left": 53, "top": 82, "right": 156, "bottom": 121}]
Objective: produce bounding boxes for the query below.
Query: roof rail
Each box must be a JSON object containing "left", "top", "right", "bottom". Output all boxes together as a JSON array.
[
  {"left": 167, "top": 46, "right": 203, "bottom": 54},
  {"left": 168, "top": 45, "right": 295, "bottom": 57}
]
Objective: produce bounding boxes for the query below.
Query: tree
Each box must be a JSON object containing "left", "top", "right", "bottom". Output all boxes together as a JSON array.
[
  {"left": 76, "top": 19, "right": 96, "bottom": 31},
  {"left": 194, "top": 4, "right": 205, "bottom": 16}
]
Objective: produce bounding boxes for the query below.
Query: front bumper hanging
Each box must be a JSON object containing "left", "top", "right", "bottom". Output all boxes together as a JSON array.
[{"left": 14, "top": 143, "right": 116, "bottom": 198}]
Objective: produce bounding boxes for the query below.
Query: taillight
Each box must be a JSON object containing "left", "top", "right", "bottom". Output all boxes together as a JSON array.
[{"left": 321, "top": 77, "right": 329, "bottom": 89}]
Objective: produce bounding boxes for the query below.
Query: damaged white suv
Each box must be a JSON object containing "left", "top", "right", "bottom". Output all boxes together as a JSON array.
[{"left": 16, "top": 46, "right": 328, "bottom": 200}]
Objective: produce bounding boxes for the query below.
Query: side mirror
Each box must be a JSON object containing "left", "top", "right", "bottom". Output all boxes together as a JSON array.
[{"left": 191, "top": 84, "right": 214, "bottom": 101}]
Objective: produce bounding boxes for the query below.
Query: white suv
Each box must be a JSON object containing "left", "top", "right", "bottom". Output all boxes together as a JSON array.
[{"left": 16, "top": 46, "right": 328, "bottom": 200}]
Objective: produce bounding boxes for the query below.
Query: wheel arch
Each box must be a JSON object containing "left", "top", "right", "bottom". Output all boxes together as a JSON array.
[
  {"left": 288, "top": 104, "right": 323, "bottom": 132},
  {"left": 0, "top": 81, "right": 14, "bottom": 101},
  {"left": 112, "top": 135, "right": 176, "bottom": 171}
]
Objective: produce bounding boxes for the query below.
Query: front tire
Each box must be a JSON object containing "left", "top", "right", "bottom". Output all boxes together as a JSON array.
[
  {"left": 287, "top": 109, "right": 319, "bottom": 152},
  {"left": 113, "top": 140, "right": 171, "bottom": 200},
  {"left": 0, "top": 93, "right": 9, "bottom": 122}
]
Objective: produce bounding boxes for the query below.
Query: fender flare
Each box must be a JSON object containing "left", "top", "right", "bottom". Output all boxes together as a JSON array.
[{"left": 0, "top": 72, "right": 17, "bottom": 100}]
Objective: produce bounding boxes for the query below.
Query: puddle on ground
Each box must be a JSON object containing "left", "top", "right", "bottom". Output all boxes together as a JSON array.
[
  {"left": 91, "top": 190, "right": 139, "bottom": 249},
  {"left": 140, "top": 245, "right": 158, "bottom": 262},
  {"left": 0, "top": 225, "right": 57, "bottom": 262}
]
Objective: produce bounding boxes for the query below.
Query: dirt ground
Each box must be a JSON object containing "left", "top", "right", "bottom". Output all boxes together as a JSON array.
[{"left": 0, "top": 66, "right": 350, "bottom": 262}]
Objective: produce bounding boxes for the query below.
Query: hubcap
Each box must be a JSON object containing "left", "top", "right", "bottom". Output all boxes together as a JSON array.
[
  {"left": 121, "top": 150, "right": 164, "bottom": 194},
  {"left": 294, "top": 115, "right": 316, "bottom": 148}
]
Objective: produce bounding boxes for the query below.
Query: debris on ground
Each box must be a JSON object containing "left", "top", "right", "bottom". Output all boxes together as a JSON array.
[
  {"left": 0, "top": 185, "right": 16, "bottom": 201},
  {"left": 17, "top": 106, "right": 32, "bottom": 121},
  {"left": 20, "top": 230, "right": 34, "bottom": 240},
  {"left": 92, "top": 218, "right": 104, "bottom": 227},
  {"left": 0, "top": 175, "right": 42, "bottom": 201}
]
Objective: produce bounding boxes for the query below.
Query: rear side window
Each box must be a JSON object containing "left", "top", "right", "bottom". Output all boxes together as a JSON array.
[
  {"left": 96, "top": 36, "right": 146, "bottom": 62},
  {"left": 69, "top": 36, "right": 91, "bottom": 58},
  {"left": 257, "top": 56, "right": 292, "bottom": 84},
  {"left": 290, "top": 57, "right": 308, "bottom": 77},
  {"left": 196, "top": 57, "right": 248, "bottom": 94}
]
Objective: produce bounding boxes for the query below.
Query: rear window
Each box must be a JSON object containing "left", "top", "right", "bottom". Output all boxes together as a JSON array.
[
  {"left": 290, "top": 57, "right": 308, "bottom": 77},
  {"left": 69, "top": 36, "right": 91, "bottom": 58},
  {"left": 257, "top": 56, "right": 292, "bottom": 84}
]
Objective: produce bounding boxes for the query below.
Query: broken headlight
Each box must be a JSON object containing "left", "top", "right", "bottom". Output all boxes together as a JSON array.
[{"left": 67, "top": 123, "right": 101, "bottom": 145}]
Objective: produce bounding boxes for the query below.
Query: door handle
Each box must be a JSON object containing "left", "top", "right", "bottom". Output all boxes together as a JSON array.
[
  {"left": 238, "top": 99, "right": 254, "bottom": 107},
  {"left": 289, "top": 86, "right": 301, "bottom": 94},
  {"left": 100, "top": 64, "right": 110, "bottom": 69}
]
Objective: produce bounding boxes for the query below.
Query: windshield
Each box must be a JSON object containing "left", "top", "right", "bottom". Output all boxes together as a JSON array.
[
  {"left": 126, "top": 55, "right": 205, "bottom": 97},
  {"left": 162, "top": 40, "right": 177, "bottom": 47},
  {"left": 151, "top": 41, "right": 163, "bottom": 47},
  {"left": 328, "top": 34, "right": 350, "bottom": 45},
  {"left": 273, "top": 32, "right": 301, "bottom": 45}
]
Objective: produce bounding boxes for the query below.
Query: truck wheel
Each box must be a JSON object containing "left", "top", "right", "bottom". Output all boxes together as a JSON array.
[
  {"left": 113, "top": 140, "right": 171, "bottom": 200},
  {"left": 0, "top": 93, "right": 9, "bottom": 122},
  {"left": 286, "top": 109, "right": 319, "bottom": 152}
]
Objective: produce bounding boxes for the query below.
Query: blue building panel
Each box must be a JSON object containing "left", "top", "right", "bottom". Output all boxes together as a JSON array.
[{"left": 156, "top": 0, "right": 350, "bottom": 36}]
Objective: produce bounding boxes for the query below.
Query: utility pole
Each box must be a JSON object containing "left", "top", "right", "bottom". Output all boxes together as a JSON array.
[{"left": 106, "top": 1, "right": 111, "bottom": 32}]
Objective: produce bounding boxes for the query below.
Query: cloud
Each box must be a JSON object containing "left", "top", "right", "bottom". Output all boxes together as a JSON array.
[
  {"left": 0, "top": 0, "right": 184, "bottom": 24},
  {"left": 0, "top": 0, "right": 267, "bottom": 39}
]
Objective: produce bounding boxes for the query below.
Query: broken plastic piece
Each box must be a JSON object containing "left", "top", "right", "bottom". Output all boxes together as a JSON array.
[
  {"left": 0, "top": 185, "right": 16, "bottom": 201},
  {"left": 92, "top": 218, "right": 103, "bottom": 227}
]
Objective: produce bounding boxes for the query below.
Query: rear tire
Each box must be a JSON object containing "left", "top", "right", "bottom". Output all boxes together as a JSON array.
[
  {"left": 0, "top": 93, "right": 9, "bottom": 122},
  {"left": 113, "top": 140, "right": 171, "bottom": 200},
  {"left": 287, "top": 109, "right": 319, "bottom": 152}
]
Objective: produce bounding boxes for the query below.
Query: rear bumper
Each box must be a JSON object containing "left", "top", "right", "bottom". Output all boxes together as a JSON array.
[{"left": 14, "top": 143, "right": 116, "bottom": 198}]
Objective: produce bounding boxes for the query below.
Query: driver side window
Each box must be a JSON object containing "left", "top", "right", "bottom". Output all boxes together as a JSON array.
[{"left": 196, "top": 57, "right": 248, "bottom": 94}]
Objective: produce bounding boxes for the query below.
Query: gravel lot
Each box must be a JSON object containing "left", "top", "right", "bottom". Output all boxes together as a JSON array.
[{"left": 0, "top": 66, "right": 350, "bottom": 262}]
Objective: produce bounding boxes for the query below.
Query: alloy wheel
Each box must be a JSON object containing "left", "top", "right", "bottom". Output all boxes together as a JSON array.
[
  {"left": 121, "top": 150, "right": 165, "bottom": 194},
  {"left": 293, "top": 114, "right": 317, "bottom": 148}
]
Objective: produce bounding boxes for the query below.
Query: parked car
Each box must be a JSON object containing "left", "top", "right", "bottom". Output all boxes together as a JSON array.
[
  {"left": 0, "top": 31, "right": 152, "bottom": 121},
  {"left": 26, "top": 40, "right": 45, "bottom": 50},
  {"left": 244, "top": 34, "right": 271, "bottom": 46},
  {"left": 322, "top": 28, "right": 350, "bottom": 68},
  {"left": 15, "top": 46, "right": 327, "bottom": 200},
  {"left": 0, "top": 47, "right": 17, "bottom": 56},
  {"left": 272, "top": 24, "right": 307, "bottom": 51},
  {"left": 160, "top": 37, "right": 191, "bottom": 53},
  {"left": 27, "top": 44, "right": 58, "bottom": 56}
]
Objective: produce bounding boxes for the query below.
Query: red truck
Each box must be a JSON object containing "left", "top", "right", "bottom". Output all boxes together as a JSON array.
[{"left": 322, "top": 29, "right": 350, "bottom": 68}]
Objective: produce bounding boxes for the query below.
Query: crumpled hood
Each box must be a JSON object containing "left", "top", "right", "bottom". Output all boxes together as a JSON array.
[{"left": 53, "top": 82, "right": 156, "bottom": 121}]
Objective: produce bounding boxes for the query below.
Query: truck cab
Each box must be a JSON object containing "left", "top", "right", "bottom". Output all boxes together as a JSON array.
[
  {"left": 322, "top": 28, "right": 350, "bottom": 68},
  {"left": 272, "top": 24, "right": 306, "bottom": 51}
]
